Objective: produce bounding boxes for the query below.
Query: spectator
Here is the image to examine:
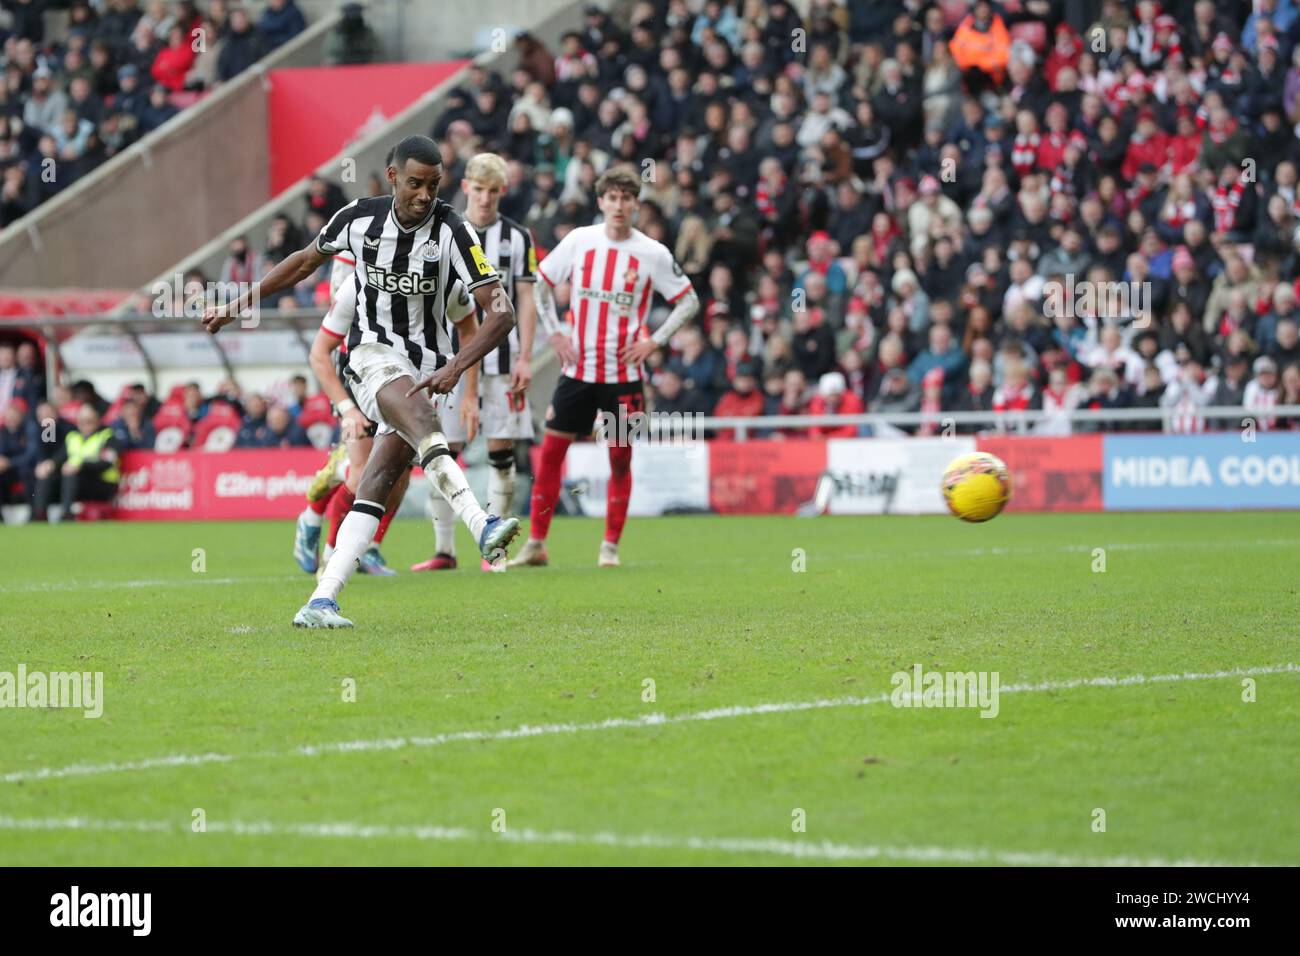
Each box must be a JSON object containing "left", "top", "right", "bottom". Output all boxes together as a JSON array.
[
  {"left": 1277, "top": 363, "right": 1300, "bottom": 429},
  {"left": 807, "top": 371, "right": 865, "bottom": 438},
  {"left": 712, "top": 360, "right": 765, "bottom": 439},
  {"left": 32, "top": 404, "right": 120, "bottom": 522},
  {"left": 138, "top": 83, "right": 179, "bottom": 132},
  {"left": 110, "top": 400, "right": 156, "bottom": 451},
  {"left": 114, "top": 64, "right": 149, "bottom": 119},
  {"left": 652, "top": 368, "right": 709, "bottom": 416},
  {"left": 218, "top": 8, "right": 265, "bottom": 83},
  {"left": 98, "top": 0, "right": 145, "bottom": 56},
  {"left": 1270, "top": 318, "right": 1300, "bottom": 369},
  {"left": 327, "top": 2, "right": 378, "bottom": 65},
  {"left": 950, "top": 1, "right": 1012, "bottom": 87},
  {"left": 1244, "top": 356, "right": 1281, "bottom": 428},
  {"left": 14, "top": 342, "right": 45, "bottom": 408},
  {"left": 259, "top": 0, "right": 307, "bottom": 52},
  {"left": 908, "top": 323, "right": 967, "bottom": 403},
  {"left": 0, "top": 398, "right": 39, "bottom": 516},
  {"left": 150, "top": 23, "right": 197, "bottom": 92},
  {"left": 23, "top": 66, "right": 68, "bottom": 133},
  {"left": 220, "top": 235, "right": 264, "bottom": 288},
  {"left": 0, "top": 343, "right": 18, "bottom": 414}
]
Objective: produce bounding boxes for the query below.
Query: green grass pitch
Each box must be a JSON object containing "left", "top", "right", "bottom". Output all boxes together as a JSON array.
[{"left": 0, "top": 512, "right": 1297, "bottom": 865}]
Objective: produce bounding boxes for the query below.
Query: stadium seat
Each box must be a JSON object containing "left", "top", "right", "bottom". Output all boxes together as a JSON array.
[
  {"left": 152, "top": 405, "right": 192, "bottom": 453},
  {"left": 192, "top": 401, "right": 243, "bottom": 452},
  {"left": 298, "top": 393, "right": 338, "bottom": 450}
]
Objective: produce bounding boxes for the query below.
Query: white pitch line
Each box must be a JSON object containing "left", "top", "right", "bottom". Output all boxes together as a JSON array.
[
  {"left": 0, "top": 815, "right": 1254, "bottom": 867},
  {"left": 0, "top": 575, "right": 301, "bottom": 594},
  {"left": 3, "top": 664, "right": 1295, "bottom": 786}
]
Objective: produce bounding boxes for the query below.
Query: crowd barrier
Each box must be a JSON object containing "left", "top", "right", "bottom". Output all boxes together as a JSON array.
[{"left": 105, "top": 432, "right": 1300, "bottom": 521}]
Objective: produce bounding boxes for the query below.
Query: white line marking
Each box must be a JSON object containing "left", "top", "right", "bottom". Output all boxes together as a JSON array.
[
  {"left": 3, "top": 664, "right": 1294, "bottom": 785},
  {"left": 0, "top": 575, "right": 302, "bottom": 594},
  {"left": 0, "top": 815, "right": 1255, "bottom": 867}
]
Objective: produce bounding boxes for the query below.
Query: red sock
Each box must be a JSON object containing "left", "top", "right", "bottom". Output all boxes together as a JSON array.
[
  {"left": 327, "top": 487, "right": 355, "bottom": 547},
  {"left": 373, "top": 505, "right": 396, "bottom": 544},
  {"left": 309, "top": 484, "right": 336, "bottom": 515},
  {"left": 606, "top": 444, "right": 632, "bottom": 544},
  {"left": 528, "top": 432, "right": 572, "bottom": 541}
]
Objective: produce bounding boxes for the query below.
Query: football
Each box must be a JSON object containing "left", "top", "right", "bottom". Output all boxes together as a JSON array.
[{"left": 942, "top": 452, "right": 1013, "bottom": 523}]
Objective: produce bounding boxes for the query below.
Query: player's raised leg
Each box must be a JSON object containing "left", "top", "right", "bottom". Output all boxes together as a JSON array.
[{"left": 377, "top": 376, "right": 518, "bottom": 561}]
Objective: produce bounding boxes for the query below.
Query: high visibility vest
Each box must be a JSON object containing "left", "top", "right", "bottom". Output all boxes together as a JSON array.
[{"left": 66, "top": 427, "right": 119, "bottom": 483}]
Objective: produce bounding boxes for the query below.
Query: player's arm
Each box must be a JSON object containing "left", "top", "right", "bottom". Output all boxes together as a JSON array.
[
  {"left": 458, "top": 280, "right": 515, "bottom": 371},
  {"left": 619, "top": 284, "right": 700, "bottom": 365},
  {"left": 451, "top": 309, "right": 480, "bottom": 444},
  {"left": 202, "top": 239, "right": 329, "bottom": 334},
  {"left": 534, "top": 278, "right": 578, "bottom": 365},
  {"left": 511, "top": 280, "right": 537, "bottom": 394},
  {"left": 510, "top": 228, "right": 540, "bottom": 393},
  {"left": 308, "top": 329, "right": 372, "bottom": 441}
]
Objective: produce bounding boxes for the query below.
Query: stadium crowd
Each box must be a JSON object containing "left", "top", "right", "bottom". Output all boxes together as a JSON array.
[
  {"left": 8, "top": 0, "right": 1300, "bottom": 519},
  {"left": 414, "top": 0, "right": 1300, "bottom": 435},
  {"left": 0, "top": 0, "right": 308, "bottom": 227},
  {"left": 167, "top": 0, "right": 1300, "bottom": 437}
]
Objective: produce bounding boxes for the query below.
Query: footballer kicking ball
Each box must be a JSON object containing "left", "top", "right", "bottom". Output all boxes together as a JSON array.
[{"left": 942, "top": 452, "right": 1012, "bottom": 523}]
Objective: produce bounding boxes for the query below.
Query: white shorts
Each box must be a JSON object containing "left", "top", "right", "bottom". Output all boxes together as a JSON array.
[
  {"left": 347, "top": 342, "right": 450, "bottom": 441},
  {"left": 442, "top": 373, "right": 535, "bottom": 445}
]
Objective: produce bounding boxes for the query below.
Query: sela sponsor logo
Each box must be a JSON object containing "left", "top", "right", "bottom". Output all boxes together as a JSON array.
[
  {"left": 0, "top": 666, "right": 103, "bottom": 718},
  {"left": 1111, "top": 454, "right": 1300, "bottom": 487},
  {"left": 890, "top": 663, "right": 1000, "bottom": 718},
  {"left": 215, "top": 471, "right": 312, "bottom": 501},
  {"left": 366, "top": 267, "right": 439, "bottom": 296},
  {"left": 50, "top": 886, "right": 150, "bottom": 936}
]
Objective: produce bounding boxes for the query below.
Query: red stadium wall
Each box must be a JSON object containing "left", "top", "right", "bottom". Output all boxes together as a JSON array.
[
  {"left": 974, "top": 435, "right": 1103, "bottom": 513},
  {"left": 709, "top": 440, "right": 827, "bottom": 514},
  {"left": 266, "top": 61, "right": 469, "bottom": 195}
]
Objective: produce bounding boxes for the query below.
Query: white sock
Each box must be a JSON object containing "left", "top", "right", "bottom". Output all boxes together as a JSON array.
[
  {"left": 431, "top": 493, "right": 456, "bottom": 557},
  {"left": 419, "top": 435, "right": 488, "bottom": 541},
  {"left": 310, "top": 503, "right": 380, "bottom": 603},
  {"left": 300, "top": 506, "right": 323, "bottom": 527},
  {"left": 488, "top": 458, "right": 515, "bottom": 516}
]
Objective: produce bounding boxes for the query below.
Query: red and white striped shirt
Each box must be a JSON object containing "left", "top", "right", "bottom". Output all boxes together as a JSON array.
[{"left": 537, "top": 224, "right": 692, "bottom": 383}]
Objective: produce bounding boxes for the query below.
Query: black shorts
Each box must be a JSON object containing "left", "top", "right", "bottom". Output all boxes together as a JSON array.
[
  {"left": 336, "top": 350, "right": 358, "bottom": 404},
  {"left": 546, "top": 375, "right": 645, "bottom": 436}
]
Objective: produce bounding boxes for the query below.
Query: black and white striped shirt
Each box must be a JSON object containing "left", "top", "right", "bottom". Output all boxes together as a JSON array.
[
  {"left": 315, "top": 196, "right": 500, "bottom": 369},
  {"left": 460, "top": 215, "right": 536, "bottom": 376}
]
